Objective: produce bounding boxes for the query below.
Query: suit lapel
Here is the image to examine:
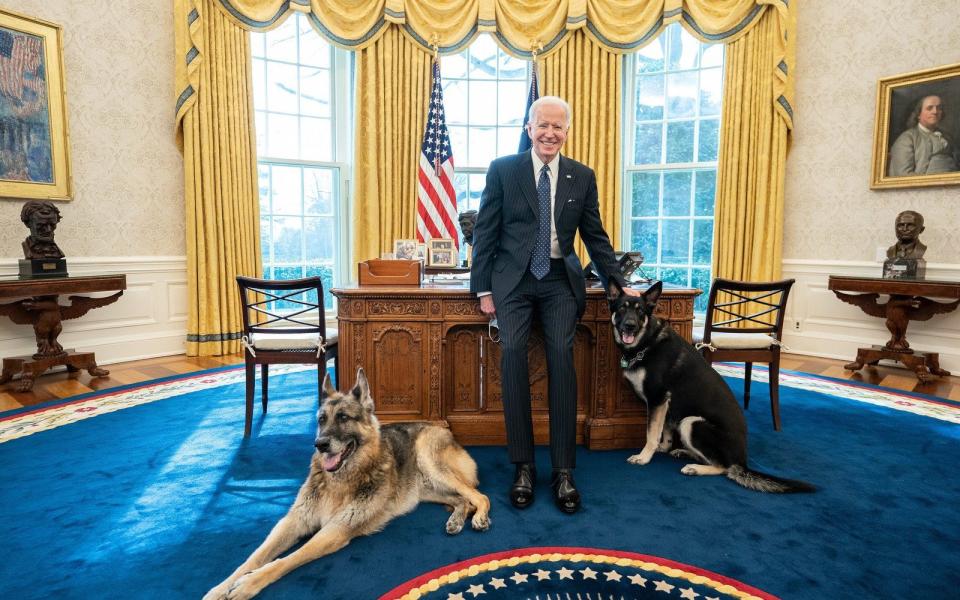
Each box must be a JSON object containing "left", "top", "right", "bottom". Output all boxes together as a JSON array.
[
  {"left": 516, "top": 152, "right": 537, "bottom": 216},
  {"left": 555, "top": 155, "right": 574, "bottom": 223}
]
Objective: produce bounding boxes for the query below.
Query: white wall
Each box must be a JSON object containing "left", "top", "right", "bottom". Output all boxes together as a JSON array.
[{"left": 781, "top": 0, "right": 960, "bottom": 372}]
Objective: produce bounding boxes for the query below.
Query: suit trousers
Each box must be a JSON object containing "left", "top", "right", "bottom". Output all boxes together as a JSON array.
[{"left": 496, "top": 258, "right": 579, "bottom": 469}]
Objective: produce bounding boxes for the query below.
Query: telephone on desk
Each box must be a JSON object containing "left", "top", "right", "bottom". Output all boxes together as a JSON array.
[{"left": 583, "top": 251, "right": 646, "bottom": 282}]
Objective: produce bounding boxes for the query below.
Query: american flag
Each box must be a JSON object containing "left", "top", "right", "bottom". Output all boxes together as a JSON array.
[
  {"left": 416, "top": 58, "right": 458, "bottom": 247},
  {"left": 517, "top": 60, "right": 539, "bottom": 153},
  {"left": 0, "top": 30, "right": 44, "bottom": 103}
]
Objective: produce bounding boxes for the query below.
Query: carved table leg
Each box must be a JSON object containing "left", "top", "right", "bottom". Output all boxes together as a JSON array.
[
  {"left": 65, "top": 353, "right": 110, "bottom": 378},
  {"left": 0, "top": 359, "right": 18, "bottom": 384},
  {"left": 899, "top": 353, "right": 933, "bottom": 383},
  {"left": 844, "top": 348, "right": 870, "bottom": 371},
  {"left": 926, "top": 353, "right": 951, "bottom": 378}
]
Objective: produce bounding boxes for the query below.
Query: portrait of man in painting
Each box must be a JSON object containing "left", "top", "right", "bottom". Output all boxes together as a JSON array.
[
  {"left": 873, "top": 64, "right": 960, "bottom": 188},
  {"left": 0, "top": 25, "right": 53, "bottom": 184}
]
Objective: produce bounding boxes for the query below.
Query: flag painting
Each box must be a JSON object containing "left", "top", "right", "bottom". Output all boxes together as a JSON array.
[{"left": 416, "top": 58, "right": 458, "bottom": 247}]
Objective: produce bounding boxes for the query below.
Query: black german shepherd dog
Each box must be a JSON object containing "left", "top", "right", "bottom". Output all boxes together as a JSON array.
[{"left": 607, "top": 279, "right": 814, "bottom": 493}]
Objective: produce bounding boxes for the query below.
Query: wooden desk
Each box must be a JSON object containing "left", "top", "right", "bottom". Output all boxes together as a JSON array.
[
  {"left": 0, "top": 274, "right": 126, "bottom": 391},
  {"left": 332, "top": 281, "right": 700, "bottom": 449},
  {"left": 828, "top": 275, "right": 960, "bottom": 382}
]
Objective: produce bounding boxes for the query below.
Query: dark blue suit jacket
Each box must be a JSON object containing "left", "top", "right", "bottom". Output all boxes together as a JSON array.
[{"left": 470, "top": 151, "right": 625, "bottom": 318}]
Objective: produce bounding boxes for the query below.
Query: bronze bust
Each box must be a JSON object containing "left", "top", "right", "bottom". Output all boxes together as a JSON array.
[
  {"left": 886, "top": 210, "right": 926, "bottom": 260},
  {"left": 458, "top": 210, "right": 478, "bottom": 246},
  {"left": 21, "top": 201, "right": 65, "bottom": 260}
]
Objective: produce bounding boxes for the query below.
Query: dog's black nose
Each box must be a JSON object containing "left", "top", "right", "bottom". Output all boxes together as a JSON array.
[{"left": 314, "top": 437, "right": 330, "bottom": 453}]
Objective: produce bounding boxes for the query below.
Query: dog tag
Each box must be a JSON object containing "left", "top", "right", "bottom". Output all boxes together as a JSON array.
[{"left": 620, "top": 358, "right": 629, "bottom": 368}]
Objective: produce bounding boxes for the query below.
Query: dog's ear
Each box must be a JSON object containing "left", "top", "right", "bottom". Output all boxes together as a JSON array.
[
  {"left": 352, "top": 367, "right": 375, "bottom": 412},
  {"left": 643, "top": 280, "right": 663, "bottom": 312},
  {"left": 607, "top": 278, "right": 624, "bottom": 301},
  {"left": 321, "top": 372, "right": 337, "bottom": 399}
]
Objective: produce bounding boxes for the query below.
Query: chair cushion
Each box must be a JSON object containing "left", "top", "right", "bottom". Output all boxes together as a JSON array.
[
  {"left": 249, "top": 332, "right": 325, "bottom": 351},
  {"left": 705, "top": 331, "right": 778, "bottom": 350}
]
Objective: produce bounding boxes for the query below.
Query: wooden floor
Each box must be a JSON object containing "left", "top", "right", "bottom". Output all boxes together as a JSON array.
[{"left": 1, "top": 352, "right": 958, "bottom": 413}]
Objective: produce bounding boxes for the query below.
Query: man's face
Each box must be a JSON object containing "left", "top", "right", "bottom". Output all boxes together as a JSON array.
[
  {"left": 29, "top": 213, "right": 57, "bottom": 241},
  {"left": 895, "top": 214, "right": 923, "bottom": 243},
  {"left": 525, "top": 103, "right": 568, "bottom": 163},
  {"left": 918, "top": 96, "right": 944, "bottom": 130}
]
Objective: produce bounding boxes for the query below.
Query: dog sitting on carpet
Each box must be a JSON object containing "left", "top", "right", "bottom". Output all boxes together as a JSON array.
[
  {"left": 203, "top": 368, "right": 491, "bottom": 600},
  {"left": 607, "top": 279, "right": 815, "bottom": 494}
]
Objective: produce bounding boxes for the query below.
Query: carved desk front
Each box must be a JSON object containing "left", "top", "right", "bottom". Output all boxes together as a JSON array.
[
  {"left": 332, "top": 281, "right": 700, "bottom": 449},
  {"left": 0, "top": 274, "right": 126, "bottom": 391}
]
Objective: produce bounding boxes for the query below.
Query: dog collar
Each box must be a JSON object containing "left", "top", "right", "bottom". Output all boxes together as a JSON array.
[{"left": 620, "top": 348, "right": 646, "bottom": 368}]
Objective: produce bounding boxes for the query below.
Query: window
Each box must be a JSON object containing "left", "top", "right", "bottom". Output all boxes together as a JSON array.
[
  {"left": 441, "top": 35, "right": 530, "bottom": 256},
  {"left": 251, "top": 14, "right": 352, "bottom": 310},
  {"left": 623, "top": 24, "right": 723, "bottom": 313}
]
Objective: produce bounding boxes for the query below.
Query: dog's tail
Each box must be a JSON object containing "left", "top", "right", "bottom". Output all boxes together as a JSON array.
[{"left": 726, "top": 465, "right": 816, "bottom": 493}]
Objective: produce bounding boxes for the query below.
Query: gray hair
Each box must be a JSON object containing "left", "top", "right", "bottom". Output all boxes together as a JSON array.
[{"left": 527, "top": 96, "right": 572, "bottom": 128}]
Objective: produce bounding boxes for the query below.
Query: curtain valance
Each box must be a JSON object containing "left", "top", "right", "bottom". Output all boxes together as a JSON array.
[{"left": 181, "top": 0, "right": 793, "bottom": 127}]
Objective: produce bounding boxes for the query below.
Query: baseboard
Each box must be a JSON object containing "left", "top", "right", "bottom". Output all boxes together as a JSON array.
[
  {"left": 0, "top": 256, "right": 189, "bottom": 365},
  {"left": 781, "top": 259, "right": 960, "bottom": 372}
]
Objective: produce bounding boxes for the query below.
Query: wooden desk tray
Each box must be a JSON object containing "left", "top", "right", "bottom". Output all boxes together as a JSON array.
[{"left": 358, "top": 259, "right": 422, "bottom": 286}]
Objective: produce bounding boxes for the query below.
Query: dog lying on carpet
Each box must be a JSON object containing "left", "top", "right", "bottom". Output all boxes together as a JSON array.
[
  {"left": 203, "top": 368, "right": 491, "bottom": 600},
  {"left": 607, "top": 279, "right": 815, "bottom": 494}
]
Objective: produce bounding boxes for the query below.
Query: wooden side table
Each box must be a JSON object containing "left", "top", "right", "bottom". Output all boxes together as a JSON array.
[
  {"left": 827, "top": 275, "right": 960, "bottom": 382},
  {"left": 0, "top": 274, "right": 126, "bottom": 391}
]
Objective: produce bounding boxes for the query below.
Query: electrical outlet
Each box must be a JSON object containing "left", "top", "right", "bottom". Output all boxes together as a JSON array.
[{"left": 793, "top": 320, "right": 801, "bottom": 331}]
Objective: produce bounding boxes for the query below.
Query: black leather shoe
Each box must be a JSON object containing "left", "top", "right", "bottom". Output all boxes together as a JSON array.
[
  {"left": 551, "top": 469, "right": 581, "bottom": 514},
  {"left": 509, "top": 463, "right": 536, "bottom": 509}
]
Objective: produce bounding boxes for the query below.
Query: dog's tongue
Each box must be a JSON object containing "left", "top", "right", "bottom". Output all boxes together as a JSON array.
[
  {"left": 622, "top": 333, "right": 636, "bottom": 344},
  {"left": 321, "top": 451, "right": 343, "bottom": 472}
]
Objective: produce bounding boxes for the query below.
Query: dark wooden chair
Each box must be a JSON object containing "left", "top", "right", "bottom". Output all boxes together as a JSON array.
[
  {"left": 236, "top": 275, "right": 338, "bottom": 437},
  {"left": 695, "top": 278, "right": 795, "bottom": 431}
]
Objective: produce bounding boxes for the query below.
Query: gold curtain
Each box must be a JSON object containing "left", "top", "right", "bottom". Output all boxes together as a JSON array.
[
  {"left": 712, "top": 3, "right": 794, "bottom": 282},
  {"left": 542, "top": 31, "right": 622, "bottom": 261},
  {"left": 353, "top": 28, "right": 433, "bottom": 262},
  {"left": 175, "top": 0, "right": 262, "bottom": 356}
]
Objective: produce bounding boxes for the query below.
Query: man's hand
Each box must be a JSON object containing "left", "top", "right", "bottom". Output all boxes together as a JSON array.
[
  {"left": 622, "top": 287, "right": 643, "bottom": 297},
  {"left": 479, "top": 295, "right": 496, "bottom": 318}
]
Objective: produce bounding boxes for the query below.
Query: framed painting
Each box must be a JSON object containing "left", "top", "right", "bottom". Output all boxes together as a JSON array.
[
  {"left": 427, "top": 238, "right": 458, "bottom": 267},
  {"left": 871, "top": 63, "right": 960, "bottom": 189},
  {"left": 0, "top": 9, "right": 72, "bottom": 200}
]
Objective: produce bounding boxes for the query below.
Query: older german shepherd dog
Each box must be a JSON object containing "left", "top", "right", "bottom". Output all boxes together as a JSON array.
[
  {"left": 204, "top": 368, "right": 491, "bottom": 600},
  {"left": 607, "top": 280, "right": 814, "bottom": 494}
]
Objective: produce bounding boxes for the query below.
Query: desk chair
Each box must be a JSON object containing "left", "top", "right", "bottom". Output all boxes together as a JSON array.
[
  {"left": 696, "top": 278, "right": 794, "bottom": 431},
  {"left": 236, "top": 275, "right": 338, "bottom": 437}
]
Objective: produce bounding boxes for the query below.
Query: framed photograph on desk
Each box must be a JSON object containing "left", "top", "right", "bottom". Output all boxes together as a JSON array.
[{"left": 427, "top": 238, "right": 457, "bottom": 267}]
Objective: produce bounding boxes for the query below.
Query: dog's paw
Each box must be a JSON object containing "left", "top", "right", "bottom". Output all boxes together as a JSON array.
[
  {"left": 680, "top": 464, "right": 697, "bottom": 476},
  {"left": 627, "top": 451, "right": 652, "bottom": 466},
  {"left": 203, "top": 582, "right": 232, "bottom": 600},
  {"left": 223, "top": 574, "right": 261, "bottom": 600},
  {"left": 670, "top": 449, "right": 692, "bottom": 459},
  {"left": 445, "top": 513, "right": 465, "bottom": 535},
  {"left": 471, "top": 513, "right": 491, "bottom": 532}
]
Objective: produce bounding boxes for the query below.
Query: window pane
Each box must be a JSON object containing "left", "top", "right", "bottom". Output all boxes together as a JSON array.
[
  {"left": 702, "top": 43, "right": 723, "bottom": 68},
  {"left": 252, "top": 59, "right": 266, "bottom": 110},
  {"left": 631, "top": 171, "right": 660, "bottom": 217},
  {"left": 265, "top": 22, "right": 297, "bottom": 63},
  {"left": 659, "top": 266, "right": 688, "bottom": 287},
  {"left": 448, "top": 125, "right": 467, "bottom": 164},
  {"left": 700, "top": 67, "right": 722, "bottom": 116},
  {"left": 443, "top": 80, "right": 467, "bottom": 124},
  {"left": 693, "top": 170, "right": 716, "bottom": 216},
  {"left": 267, "top": 63, "right": 298, "bottom": 113},
  {"left": 442, "top": 53, "right": 467, "bottom": 79},
  {"left": 693, "top": 220, "right": 713, "bottom": 264},
  {"left": 255, "top": 112, "right": 266, "bottom": 157},
  {"left": 299, "top": 67, "right": 331, "bottom": 117},
  {"left": 499, "top": 51, "right": 526, "bottom": 79},
  {"left": 304, "top": 168, "right": 334, "bottom": 215},
  {"left": 272, "top": 216, "right": 303, "bottom": 262},
  {"left": 661, "top": 220, "right": 690, "bottom": 263},
  {"left": 666, "top": 71, "right": 697, "bottom": 118},
  {"left": 300, "top": 116, "right": 333, "bottom": 161},
  {"left": 631, "top": 220, "right": 659, "bottom": 261},
  {"left": 469, "top": 127, "right": 496, "bottom": 168},
  {"left": 662, "top": 171, "right": 691, "bottom": 216},
  {"left": 298, "top": 20, "right": 329, "bottom": 68},
  {"left": 636, "top": 37, "right": 665, "bottom": 73},
  {"left": 634, "top": 123, "right": 663, "bottom": 165},
  {"left": 468, "top": 80, "right": 497, "bottom": 125},
  {"left": 304, "top": 216, "right": 335, "bottom": 261},
  {"left": 468, "top": 36, "right": 498, "bottom": 79},
  {"left": 251, "top": 30, "right": 265, "bottom": 58},
  {"left": 258, "top": 165, "right": 270, "bottom": 213},
  {"left": 665, "top": 121, "right": 694, "bottom": 163},
  {"left": 498, "top": 126, "right": 522, "bottom": 157},
  {"left": 305, "top": 264, "right": 335, "bottom": 309},
  {"left": 635, "top": 74, "right": 665, "bottom": 121},
  {"left": 698, "top": 119, "right": 719, "bottom": 162},
  {"left": 667, "top": 27, "right": 699, "bottom": 70},
  {"left": 271, "top": 166, "right": 302, "bottom": 214},
  {"left": 468, "top": 174, "right": 485, "bottom": 211},
  {"left": 691, "top": 267, "right": 711, "bottom": 312},
  {"left": 497, "top": 81, "right": 526, "bottom": 125},
  {"left": 267, "top": 113, "right": 298, "bottom": 159}
]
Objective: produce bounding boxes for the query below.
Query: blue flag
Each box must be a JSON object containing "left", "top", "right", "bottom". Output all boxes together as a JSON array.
[{"left": 517, "top": 61, "right": 539, "bottom": 153}]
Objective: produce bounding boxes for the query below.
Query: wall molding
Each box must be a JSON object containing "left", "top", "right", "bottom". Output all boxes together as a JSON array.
[
  {"left": 0, "top": 256, "right": 188, "bottom": 366},
  {"left": 781, "top": 258, "right": 960, "bottom": 373}
]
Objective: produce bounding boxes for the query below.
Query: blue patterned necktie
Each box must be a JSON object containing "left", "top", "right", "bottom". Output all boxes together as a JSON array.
[{"left": 530, "top": 164, "right": 551, "bottom": 279}]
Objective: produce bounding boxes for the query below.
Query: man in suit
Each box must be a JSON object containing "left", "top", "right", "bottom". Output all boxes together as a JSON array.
[{"left": 470, "top": 96, "right": 637, "bottom": 514}]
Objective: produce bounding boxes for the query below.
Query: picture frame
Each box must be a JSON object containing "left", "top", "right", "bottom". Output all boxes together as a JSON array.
[
  {"left": 0, "top": 8, "right": 72, "bottom": 200},
  {"left": 393, "top": 239, "right": 419, "bottom": 260},
  {"left": 870, "top": 62, "right": 960, "bottom": 189},
  {"left": 427, "top": 238, "right": 458, "bottom": 267}
]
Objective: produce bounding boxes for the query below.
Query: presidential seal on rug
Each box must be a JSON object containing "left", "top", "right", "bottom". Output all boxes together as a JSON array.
[
  {"left": 204, "top": 368, "right": 491, "bottom": 600},
  {"left": 607, "top": 280, "right": 815, "bottom": 494}
]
